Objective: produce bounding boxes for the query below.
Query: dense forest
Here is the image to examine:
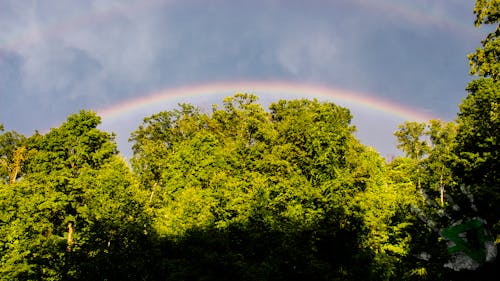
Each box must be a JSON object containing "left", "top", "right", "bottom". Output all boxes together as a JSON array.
[{"left": 1, "top": 1, "right": 499, "bottom": 280}]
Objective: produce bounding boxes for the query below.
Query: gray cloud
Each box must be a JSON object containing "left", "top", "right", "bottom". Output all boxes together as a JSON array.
[{"left": 0, "top": 0, "right": 485, "bottom": 156}]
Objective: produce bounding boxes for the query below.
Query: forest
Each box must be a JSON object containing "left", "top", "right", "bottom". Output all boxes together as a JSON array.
[{"left": 0, "top": 1, "right": 499, "bottom": 280}]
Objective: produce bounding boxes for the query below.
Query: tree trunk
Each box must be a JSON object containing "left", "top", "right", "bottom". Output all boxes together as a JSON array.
[
  {"left": 67, "top": 222, "right": 74, "bottom": 252},
  {"left": 440, "top": 174, "right": 444, "bottom": 207}
]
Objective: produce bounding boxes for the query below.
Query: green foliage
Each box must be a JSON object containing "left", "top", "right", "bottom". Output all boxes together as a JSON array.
[
  {"left": 5, "top": 93, "right": 483, "bottom": 280},
  {"left": 456, "top": 0, "right": 500, "bottom": 250},
  {"left": 386, "top": 1, "right": 500, "bottom": 275},
  {"left": 2, "top": 2, "right": 499, "bottom": 279},
  {"left": 269, "top": 99, "right": 355, "bottom": 183},
  {"left": 470, "top": 0, "right": 500, "bottom": 78},
  {"left": 455, "top": 79, "right": 499, "bottom": 187},
  {"left": 394, "top": 121, "right": 430, "bottom": 161},
  {"left": 2, "top": 1, "right": 500, "bottom": 279},
  {"left": 129, "top": 103, "right": 206, "bottom": 189},
  {"left": 454, "top": 76, "right": 500, "bottom": 248},
  {"left": 0, "top": 91, "right": 491, "bottom": 280},
  {"left": 0, "top": 126, "right": 28, "bottom": 184},
  {"left": 0, "top": 111, "right": 153, "bottom": 280},
  {"left": 394, "top": 120, "right": 458, "bottom": 197},
  {"left": 127, "top": 94, "right": 441, "bottom": 280}
]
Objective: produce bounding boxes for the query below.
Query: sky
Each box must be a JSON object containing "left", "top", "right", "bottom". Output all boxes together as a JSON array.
[{"left": 0, "top": 0, "right": 490, "bottom": 159}]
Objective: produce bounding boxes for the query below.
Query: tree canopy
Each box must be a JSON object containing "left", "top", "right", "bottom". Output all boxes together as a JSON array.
[{"left": 1, "top": 1, "right": 499, "bottom": 279}]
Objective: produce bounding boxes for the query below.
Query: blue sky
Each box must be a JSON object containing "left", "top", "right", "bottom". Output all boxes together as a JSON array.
[{"left": 0, "top": 0, "right": 488, "bottom": 158}]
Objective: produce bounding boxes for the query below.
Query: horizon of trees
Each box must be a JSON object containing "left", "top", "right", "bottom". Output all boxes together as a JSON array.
[{"left": 1, "top": 0, "right": 499, "bottom": 280}]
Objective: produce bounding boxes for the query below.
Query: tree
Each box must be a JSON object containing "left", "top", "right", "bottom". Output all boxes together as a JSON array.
[
  {"left": 461, "top": 0, "right": 500, "bottom": 188},
  {"left": 0, "top": 125, "right": 29, "bottom": 184},
  {"left": 424, "top": 120, "right": 458, "bottom": 207},
  {"left": 0, "top": 111, "right": 153, "bottom": 280},
  {"left": 129, "top": 103, "right": 206, "bottom": 189},
  {"left": 394, "top": 122, "right": 429, "bottom": 161},
  {"left": 129, "top": 94, "right": 379, "bottom": 280},
  {"left": 469, "top": 0, "right": 500, "bottom": 79},
  {"left": 453, "top": 0, "right": 500, "bottom": 250},
  {"left": 454, "top": 79, "right": 499, "bottom": 188},
  {"left": 269, "top": 98, "right": 355, "bottom": 186},
  {"left": 393, "top": 121, "right": 429, "bottom": 193}
]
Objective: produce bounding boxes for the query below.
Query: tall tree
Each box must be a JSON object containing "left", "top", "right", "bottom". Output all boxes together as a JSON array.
[
  {"left": 424, "top": 120, "right": 457, "bottom": 207},
  {"left": 394, "top": 121, "right": 429, "bottom": 161},
  {"left": 393, "top": 121, "right": 429, "bottom": 192},
  {"left": 454, "top": 0, "right": 500, "bottom": 247}
]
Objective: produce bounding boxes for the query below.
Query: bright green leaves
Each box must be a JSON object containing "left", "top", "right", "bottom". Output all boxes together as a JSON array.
[
  {"left": 213, "top": 94, "right": 260, "bottom": 135},
  {"left": 458, "top": 1, "right": 500, "bottom": 250},
  {"left": 128, "top": 94, "right": 381, "bottom": 279},
  {"left": 0, "top": 179, "right": 68, "bottom": 280},
  {"left": 5, "top": 86, "right": 498, "bottom": 278},
  {"left": 394, "top": 120, "right": 458, "bottom": 201},
  {"left": 473, "top": 0, "right": 500, "bottom": 26},
  {"left": 27, "top": 110, "right": 116, "bottom": 175},
  {"left": 353, "top": 148, "right": 424, "bottom": 280},
  {"left": 455, "top": 78, "right": 500, "bottom": 187},
  {"left": 130, "top": 104, "right": 206, "bottom": 189},
  {"left": 65, "top": 156, "right": 151, "bottom": 278},
  {"left": 0, "top": 111, "right": 151, "bottom": 280},
  {"left": 0, "top": 126, "right": 28, "bottom": 184},
  {"left": 269, "top": 98, "right": 355, "bottom": 185},
  {"left": 394, "top": 121, "right": 429, "bottom": 161},
  {"left": 455, "top": 73, "right": 500, "bottom": 246},
  {"left": 470, "top": 0, "right": 500, "bottom": 78},
  {"left": 391, "top": 8, "right": 500, "bottom": 270},
  {"left": 468, "top": 36, "right": 500, "bottom": 79}
]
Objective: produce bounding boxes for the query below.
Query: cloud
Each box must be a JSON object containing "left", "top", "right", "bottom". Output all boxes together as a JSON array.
[
  {"left": 0, "top": 0, "right": 485, "bottom": 156},
  {"left": 276, "top": 30, "right": 339, "bottom": 77}
]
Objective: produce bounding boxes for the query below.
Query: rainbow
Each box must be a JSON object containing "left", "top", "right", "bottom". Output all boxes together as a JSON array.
[
  {"left": 97, "top": 81, "right": 437, "bottom": 123},
  {"left": 352, "top": 0, "right": 476, "bottom": 37}
]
